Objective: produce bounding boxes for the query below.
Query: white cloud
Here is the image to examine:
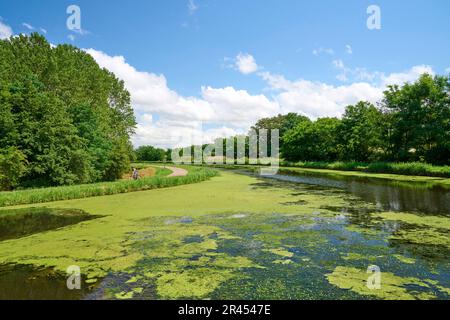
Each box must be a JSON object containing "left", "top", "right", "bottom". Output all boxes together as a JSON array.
[
  {"left": 259, "top": 65, "right": 434, "bottom": 119},
  {"left": 22, "top": 22, "right": 34, "bottom": 30},
  {"left": 134, "top": 121, "right": 240, "bottom": 149},
  {"left": 331, "top": 60, "right": 430, "bottom": 86},
  {"left": 140, "top": 113, "right": 153, "bottom": 123},
  {"left": 201, "top": 86, "right": 279, "bottom": 127},
  {"left": 0, "top": 20, "right": 13, "bottom": 39},
  {"left": 446, "top": 68, "right": 450, "bottom": 74},
  {"left": 345, "top": 45, "right": 353, "bottom": 55},
  {"left": 86, "top": 48, "right": 269, "bottom": 148},
  {"left": 235, "top": 53, "right": 259, "bottom": 74},
  {"left": 67, "top": 34, "right": 75, "bottom": 42},
  {"left": 86, "top": 48, "right": 435, "bottom": 148},
  {"left": 40, "top": 28, "right": 47, "bottom": 34},
  {"left": 381, "top": 65, "right": 434, "bottom": 86},
  {"left": 86, "top": 49, "right": 215, "bottom": 121},
  {"left": 188, "top": 0, "right": 198, "bottom": 15},
  {"left": 88, "top": 47, "right": 277, "bottom": 127},
  {"left": 312, "top": 47, "right": 334, "bottom": 56},
  {"left": 260, "top": 72, "right": 383, "bottom": 119}
]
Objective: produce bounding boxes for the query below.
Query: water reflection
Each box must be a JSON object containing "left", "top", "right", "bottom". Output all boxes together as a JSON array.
[
  {"left": 0, "top": 207, "right": 102, "bottom": 242},
  {"left": 263, "top": 172, "right": 450, "bottom": 216},
  {"left": 0, "top": 264, "right": 93, "bottom": 300}
]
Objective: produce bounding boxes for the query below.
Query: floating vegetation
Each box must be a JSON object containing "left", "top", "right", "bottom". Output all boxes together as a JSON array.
[
  {"left": 0, "top": 170, "right": 448, "bottom": 300},
  {"left": 326, "top": 266, "right": 449, "bottom": 300}
]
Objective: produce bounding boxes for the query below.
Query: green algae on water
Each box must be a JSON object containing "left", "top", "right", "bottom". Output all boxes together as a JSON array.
[
  {"left": 0, "top": 170, "right": 449, "bottom": 300},
  {"left": 326, "top": 266, "right": 448, "bottom": 300}
]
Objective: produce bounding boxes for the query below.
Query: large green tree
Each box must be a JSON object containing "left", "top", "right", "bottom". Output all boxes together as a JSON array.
[
  {"left": 0, "top": 33, "right": 136, "bottom": 189},
  {"left": 338, "top": 102, "right": 384, "bottom": 161},
  {"left": 382, "top": 74, "right": 450, "bottom": 164},
  {"left": 251, "top": 113, "right": 310, "bottom": 137},
  {"left": 251, "top": 113, "right": 310, "bottom": 157},
  {"left": 281, "top": 117, "right": 341, "bottom": 162}
]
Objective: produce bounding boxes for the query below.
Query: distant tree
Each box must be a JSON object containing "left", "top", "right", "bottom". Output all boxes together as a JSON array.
[
  {"left": 166, "top": 149, "right": 172, "bottom": 162},
  {"left": 251, "top": 113, "right": 310, "bottom": 156},
  {"left": 135, "top": 146, "right": 166, "bottom": 162},
  {"left": 338, "top": 102, "right": 384, "bottom": 161},
  {"left": 251, "top": 113, "right": 309, "bottom": 137},
  {"left": 282, "top": 117, "right": 341, "bottom": 162}
]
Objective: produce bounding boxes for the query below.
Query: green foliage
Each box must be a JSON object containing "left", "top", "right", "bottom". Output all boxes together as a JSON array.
[
  {"left": 135, "top": 145, "right": 166, "bottom": 162},
  {"left": 251, "top": 113, "right": 309, "bottom": 137},
  {"left": 0, "top": 33, "right": 136, "bottom": 190},
  {"left": 338, "top": 101, "right": 384, "bottom": 161},
  {"left": 281, "top": 117, "right": 340, "bottom": 162},
  {"left": 366, "top": 162, "right": 450, "bottom": 177},
  {"left": 283, "top": 161, "right": 366, "bottom": 171},
  {"left": 0, "top": 147, "right": 28, "bottom": 190},
  {"left": 382, "top": 74, "right": 450, "bottom": 164},
  {"left": 166, "top": 149, "right": 173, "bottom": 161},
  {"left": 251, "top": 113, "right": 309, "bottom": 156},
  {"left": 279, "top": 74, "right": 449, "bottom": 165}
]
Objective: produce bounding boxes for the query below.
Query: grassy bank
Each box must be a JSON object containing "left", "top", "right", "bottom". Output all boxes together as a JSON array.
[
  {"left": 278, "top": 166, "right": 450, "bottom": 188},
  {"left": 158, "top": 159, "right": 450, "bottom": 178},
  {"left": 281, "top": 161, "right": 450, "bottom": 178},
  {"left": 0, "top": 166, "right": 217, "bottom": 208},
  {"left": 206, "top": 163, "right": 450, "bottom": 188}
]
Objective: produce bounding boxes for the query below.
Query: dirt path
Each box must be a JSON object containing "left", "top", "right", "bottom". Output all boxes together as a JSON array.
[
  {"left": 122, "top": 167, "right": 156, "bottom": 180},
  {"left": 165, "top": 166, "right": 188, "bottom": 177}
]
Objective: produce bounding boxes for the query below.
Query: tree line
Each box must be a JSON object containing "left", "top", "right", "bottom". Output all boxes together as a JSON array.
[
  {"left": 279, "top": 74, "right": 449, "bottom": 164},
  {"left": 0, "top": 34, "right": 136, "bottom": 190},
  {"left": 138, "top": 73, "right": 449, "bottom": 166},
  {"left": 134, "top": 145, "right": 169, "bottom": 162}
]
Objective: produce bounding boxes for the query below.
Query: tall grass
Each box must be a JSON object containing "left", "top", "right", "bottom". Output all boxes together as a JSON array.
[
  {"left": 285, "top": 161, "right": 367, "bottom": 171},
  {"left": 0, "top": 166, "right": 218, "bottom": 208},
  {"left": 366, "top": 162, "right": 450, "bottom": 177},
  {"left": 281, "top": 161, "right": 450, "bottom": 178}
]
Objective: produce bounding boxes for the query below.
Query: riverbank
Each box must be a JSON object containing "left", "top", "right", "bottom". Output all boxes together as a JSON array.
[
  {"left": 278, "top": 166, "right": 450, "bottom": 188},
  {"left": 203, "top": 164, "right": 450, "bottom": 189},
  {"left": 0, "top": 166, "right": 217, "bottom": 208},
  {"left": 281, "top": 161, "right": 450, "bottom": 178}
]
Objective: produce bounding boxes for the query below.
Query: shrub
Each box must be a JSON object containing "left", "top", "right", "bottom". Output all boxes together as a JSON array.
[{"left": 0, "top": 147, "right": 28, "bottom": 191}]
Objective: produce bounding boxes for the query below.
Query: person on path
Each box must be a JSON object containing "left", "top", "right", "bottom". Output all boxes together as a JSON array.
[{"left": 132, "top": 168, "right": 139, "bottom": 180}]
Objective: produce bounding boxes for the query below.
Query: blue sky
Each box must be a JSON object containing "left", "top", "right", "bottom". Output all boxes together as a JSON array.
[{"left": 1, "top": 0, "right": 449, "bottom": 147}]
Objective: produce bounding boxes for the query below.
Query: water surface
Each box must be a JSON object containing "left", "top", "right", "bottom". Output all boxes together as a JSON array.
[{"left": 0, "top": 169, "right": 449, "bottom": 300}]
